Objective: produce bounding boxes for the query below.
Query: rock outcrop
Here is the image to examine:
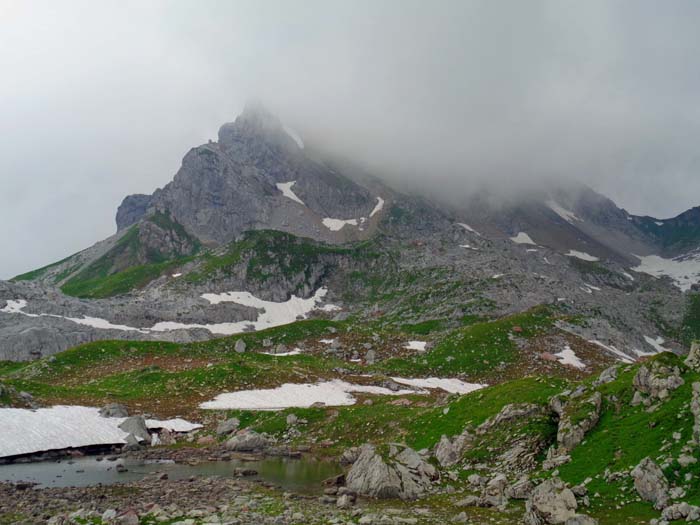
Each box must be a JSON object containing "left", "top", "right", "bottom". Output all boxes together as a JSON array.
[
  {"left": 555, "top": 391, "right": 602, "bottom": 453},
  {"left": 632, "top": 362, "right": 684, "bottom": 403},
  {"left": 224, "top": 430, "right": 270, "bottom": 452},
  {"left": 524, "top": 477, "right": 578, "bottom": 524},
  {"left": 346, "top": 443, "right": 438, "bottom": 500},
  {"left": 631, "top": 457, "right": 669, "bottom": 510}
]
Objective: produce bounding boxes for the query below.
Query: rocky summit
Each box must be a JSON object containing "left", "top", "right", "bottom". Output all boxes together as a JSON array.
[{"left": 2, "top": 106, "right": 700, "bottom": 525}]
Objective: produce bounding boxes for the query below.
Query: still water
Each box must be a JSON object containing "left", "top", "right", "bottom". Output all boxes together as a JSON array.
[{"left": 0, "top": 456, "right": 343, "bottom": 494}]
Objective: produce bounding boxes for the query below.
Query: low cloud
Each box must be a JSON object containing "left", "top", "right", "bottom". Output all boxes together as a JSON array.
[{"left": 2, "top": 0, "right": 700, "bottom": 277}]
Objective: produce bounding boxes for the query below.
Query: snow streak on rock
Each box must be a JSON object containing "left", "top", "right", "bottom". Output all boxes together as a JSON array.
[{"left": 275, "top": 181, "right": 305, "bottom": 205}]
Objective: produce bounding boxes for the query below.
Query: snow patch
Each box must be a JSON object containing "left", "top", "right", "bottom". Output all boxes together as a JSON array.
[
  {"left": 589, "top": 340, "right": 635, "bottom": 363},
  {"left": 2, "top": 288, "right": 337, "bottom": 338},
  {"left": 0, "top": 406, "right": 201, "bottom": 458},
  {"left": 282, "top": 125, "right": 304, "bottom": 149},
  {"left": 391, "top": 377, "right": 485, "bottom": 394},
  {"left": 171, "top": 273, "right": 182, "bottom": 278},
  {"left": 262, "top": 348, "right": 303, "bottom": 357},
  {"left": 457, "top": 223, "right": 481, "bottom": 236},
  {"left": 510, "top": 232, "right": 536, "bottom": 245},
  {"left": 199, "top": 380, "right": 418, "bottom": 410},
  {"left": 641, "top": 336, "right": 668, "bottom": 355},
  {"left": 145, "top": 418, "right": 202, "bottom": 433},
  {"left": 322, "top": 218, "right": 358, "bottom": 231},
  {"left": 633, "top": 253, "right": 700, "bottom": 291},
  {"left": 276, "top": 181, "right": 305, "bottom": 205},
  {"left": 404, "top": 341, "right": 427, "bottom": 352},
  {"left": 152, "top": 288, "right": 335, "bottom": 336},
  {"left": 553, "top": 345, "right": 585, "bottom": 369},
  {"left": 370, "top": 197, "right": 385, "bottom": 217},
  {"left": 566, "top": 250, "right": 599, "bottom": 262},
  {"left": 546, "top": 200, "right": 582, "bottom": 223}
]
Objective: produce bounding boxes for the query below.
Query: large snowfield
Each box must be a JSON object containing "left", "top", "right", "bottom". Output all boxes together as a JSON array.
[
  {"left": 633, "top": 253, "right": 700, "bottom": 291},
  {"left": 1, "top": 288, "right": 338, "bottom": 337},
  {"left": 200, "top": 377, "right": 485, "bottom": 410},
  {"left": 0, "top": 406, "right": 201, "bottom": 458}
]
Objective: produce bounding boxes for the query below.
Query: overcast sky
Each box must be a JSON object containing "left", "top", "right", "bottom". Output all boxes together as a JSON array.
[{"left": 2, "top": 0, "right": 700, "bottom": 278}]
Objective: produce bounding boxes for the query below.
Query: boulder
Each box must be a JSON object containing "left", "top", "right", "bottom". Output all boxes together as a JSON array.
[
  {"left": 216, "top": 418, "right": 240, "bottom": 436},
  {"left": 662, "top": 502, "right": 700, "bottom": 521},
  {"left": 118, "top": 416, "right": 150, "bottom": 442},
  {"left": 525, "top": 477, "right": 577, "bottom": 524},
  {"left": 234, "top": 339, "right": 247, "bottom": 353},
  {"left": 631, "top": 457, "right": 669, "bottom": 510},
  {"left": 224, "top": 430, "right": 269, "bottom": 452},
  {"left": 99, "top": 403, "right": 129, "bottom": 418},
  {"left": 434, "top": 432, "right": 472, "bottom": 467},
  {"left": 592, "top": 365, "right": 618, "bottom": 387},
  {"left": 507, "top": 476, "right": 534, "bottom": 500},
  {"left": 340, "top": 446, "right": 361, "bottom": 465},
  {"left": 346, "top": 443, "right": 438, "bottom": 500},
  {"left": 482, "top": 473, "right": 509, "bottom": 508}
]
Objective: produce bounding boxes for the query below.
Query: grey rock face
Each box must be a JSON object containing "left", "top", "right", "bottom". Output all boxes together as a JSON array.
[
  {"left": 224, "top": 430, "right": 270, "bottom": 452},
  {"left": 525, "top": 477, "right": 578, "bottom": 525},
  {"left": 346, "top": 443, "right": 438, "bottom": 500},
  {"left": 99, "top": 403, "right": 129, "bottom": 418},
  {"left": 118, "top": 416, "right": 150, "bottom": 442},
  {"left": 124, "top": 104, "right": 378, "bottom": 247},
  {"left": 631, "top": 457, "right": 669, "bottom": 510},
  {"left": 116, "top": 194, "right": 153, "bottom": 231}
]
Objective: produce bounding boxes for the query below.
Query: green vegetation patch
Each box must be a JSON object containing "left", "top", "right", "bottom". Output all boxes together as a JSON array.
[{"left": 375, "top": 306, "right": 555, "bottom": 377}]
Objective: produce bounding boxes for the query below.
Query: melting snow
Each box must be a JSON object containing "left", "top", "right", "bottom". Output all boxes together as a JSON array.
[
  {"left": 590, "top": 340, "right": 635, "bottom": 363},
  {"left": 641, "top": 336, "right": 668, "bottom": 355},
  {"left": 145, "top": 418, "right": 202, "bottom": 433},
  {"left": 633, "top": 254, "right": 700, "bottom": 291},
  {"left": 510, "top": 232, "right": 536, "bottom": 245},
  {"left": 276, "top": 181, "right": 305, "bottom": 205},
  {"left": 566, "top": 250, "right": 599, "bottom": 262},
  {"left": 199, "top": 380, "right": 418, "bottom": 410},
  {"left": 2, "top": 288, "right": 337, "bottom": 337},
  {"left": 322, "top": 218, "right": 358, "bottom": 231},
  {"left": 458, "top": 223, "right": 481, "bottom": 236},
  {"left": 0, "top": 406, "right": 200, "bottom": 458},
  {"left": 370, "top": 197, "right": 385, "bottom": 217},
  {"left": 554, "top": 345, "right": 585, "bottom": 369},
  {"left": 404, "top": 341, "right": 427, "bottom": 352},
  {"left": 391, "top": 377, "right": 485, "bottom": 394},
  {"left": 546, "top": 200, "right": 582, "bottom": 223},
  {"left": 171, "top": 273, "right": 182, "bottom": 278},
  {"left": 152, "top": 288, "right": 335, "bottom": 335},
  {"left": 262, "top": 348, "right": 303, "bottom": 357},
  {"left": 282, "top": 125, "right": 304, "bottom": 149}
]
